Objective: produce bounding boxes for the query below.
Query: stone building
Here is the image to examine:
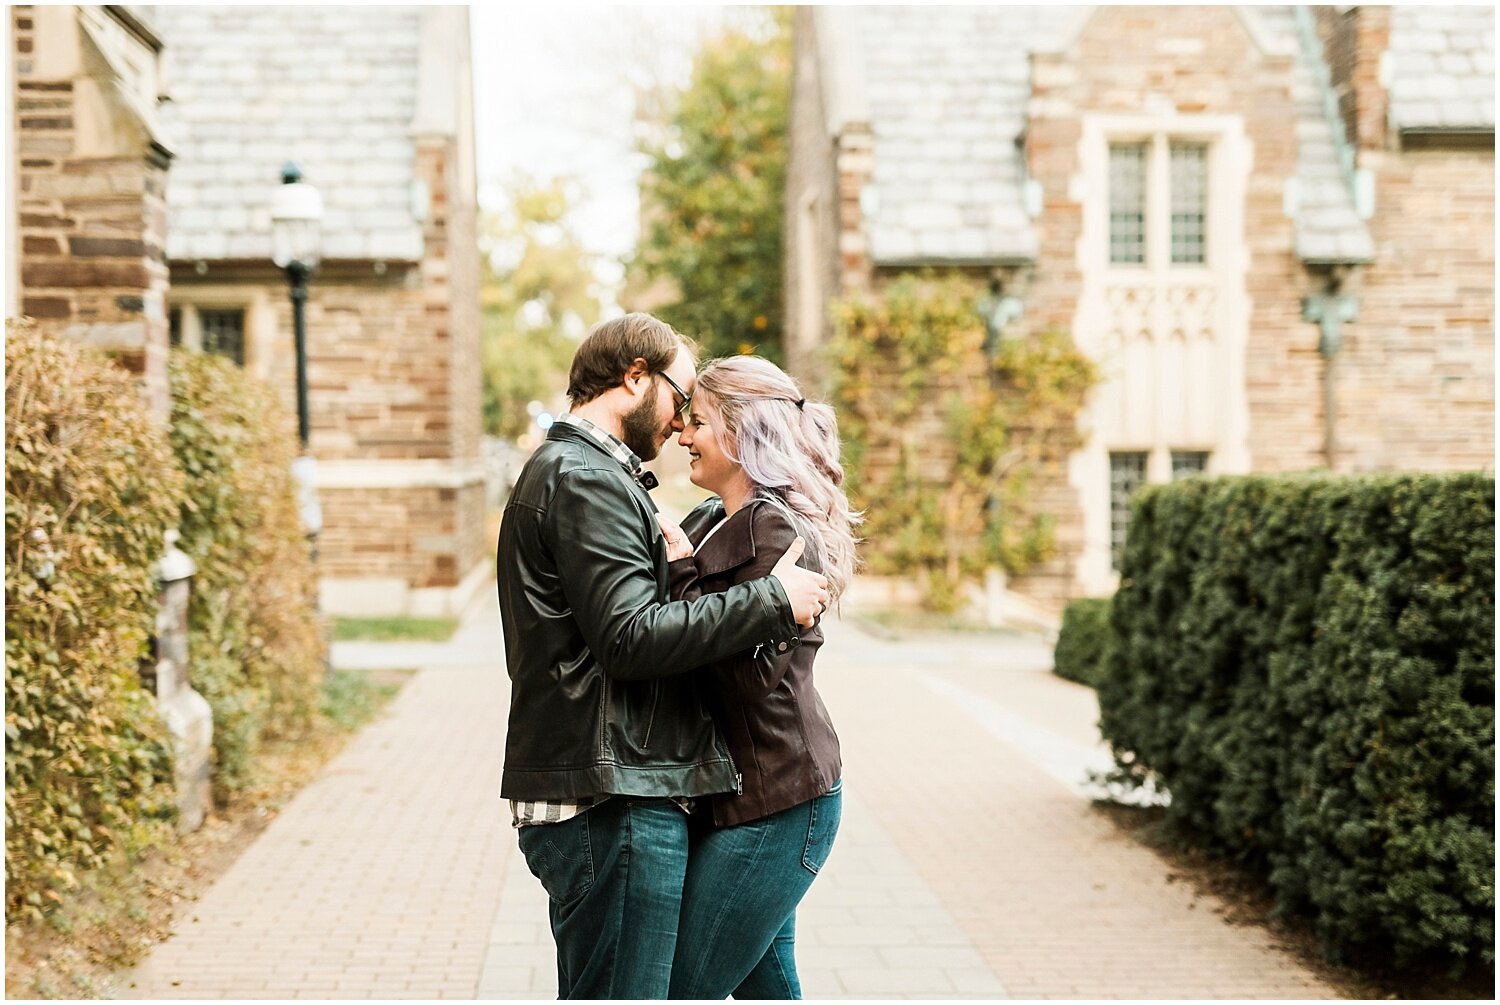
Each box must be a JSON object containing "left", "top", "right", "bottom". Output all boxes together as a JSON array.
[
  {"left": 144, "top": 5, "right": 485, "bottom": 617},
  {"left": 10, "top": 5, "right": 484, "bottom": 618},
  {"left": 787, "top": 5, "right": 1495, "bottom": 610},
  {"left": 9, "top": 4, "right": 174, "bottom": 416}
]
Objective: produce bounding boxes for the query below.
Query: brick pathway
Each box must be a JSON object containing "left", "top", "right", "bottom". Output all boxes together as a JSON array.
[{"left": 111, "top": 588, "right": 1341, "bottom": 1000}]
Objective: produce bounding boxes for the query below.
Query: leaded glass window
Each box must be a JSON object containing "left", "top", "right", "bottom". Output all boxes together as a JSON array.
[
  {"left": 200, "top": 309, "right": 245, "bottom": 366},
  {"left": 1110, "top": 451, "right": 1149, "bottom": 570},
  {"left": 1171, "top": 450, "right": 1210, "bottom": 480},
  {"left": 1170, "top": 143, "right": 1207, "bottom": 265},
  {"left": 1109, "top": 143, "right": 1147, "bottom": 265}
]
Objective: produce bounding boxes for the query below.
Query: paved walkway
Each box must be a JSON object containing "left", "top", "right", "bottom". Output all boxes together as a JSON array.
[{"left": 112, "top": 586, "right": 1340, "bottom": 1000}]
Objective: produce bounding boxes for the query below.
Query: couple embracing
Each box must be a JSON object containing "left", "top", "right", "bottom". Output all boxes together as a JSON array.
[{"left": 497, "top": 313, "right": 859, "bottom": 1000}]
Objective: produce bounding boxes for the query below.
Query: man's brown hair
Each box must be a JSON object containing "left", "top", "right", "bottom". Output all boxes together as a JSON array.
[{"left": 566, "top": 313, "right": 693, "bottom": 406}]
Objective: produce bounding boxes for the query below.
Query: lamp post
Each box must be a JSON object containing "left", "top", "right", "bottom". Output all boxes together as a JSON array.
[{"left": 270, "top": 162, "right": 324, "bottom": 538}]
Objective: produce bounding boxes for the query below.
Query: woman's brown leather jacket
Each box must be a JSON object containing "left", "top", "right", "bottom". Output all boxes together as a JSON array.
[{"left": 671, "top": 497, "right": 842, "bottom": 827}]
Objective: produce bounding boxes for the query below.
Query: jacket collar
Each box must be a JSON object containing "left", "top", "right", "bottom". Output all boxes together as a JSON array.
[
  {"left": 683, "top": 498, "right": 764, "bottom": 578},
  {"left": 548, "top": 419, "right": 659, "bottom": 492}
]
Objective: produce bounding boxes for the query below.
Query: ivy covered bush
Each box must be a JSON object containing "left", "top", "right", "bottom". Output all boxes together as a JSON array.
[
  {"left": 5, "top": 323, "right": 183, "bottom": 921},
  {"left": 828, "top": 275, "right": 1096, "bottom": 610},
  {"left": 1053, "top": 597, "right": 1113, "bottom": 687},
  {"left": 1099, "top": 473, "right": 1494, "bottom": 967},
  {"left": 169, "top": 351, "right": 325, "bottom": 798}
]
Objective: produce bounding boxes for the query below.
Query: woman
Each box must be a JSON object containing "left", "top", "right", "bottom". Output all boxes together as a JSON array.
[{"left": 655, "top": 355, "right": 860, "bottom": 1000}]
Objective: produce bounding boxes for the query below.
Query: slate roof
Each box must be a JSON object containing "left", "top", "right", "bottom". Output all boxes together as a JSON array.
[
  {"left": 1387, "top": 5, "right": 1496, "bottom": 132},
  {"left": 147, "top": 5, "right": 426, "bottom": 263},
  {"left": 828, "top": 5, "right": 1487, "bottom": 268},
  {"left": 848, "top": 5, "right": 1085, "bottom": 265}
]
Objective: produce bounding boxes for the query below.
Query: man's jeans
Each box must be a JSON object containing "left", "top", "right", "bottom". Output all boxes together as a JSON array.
[
  {"left": 517, "top": 798, "right": 690, "bottom": 1000},
  {"left": 670, "top": 780, "right": 843, "bottom": 1000}
]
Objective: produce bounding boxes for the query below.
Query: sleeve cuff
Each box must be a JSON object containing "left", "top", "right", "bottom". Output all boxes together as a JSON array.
[{"left": 759, "top": 576, "right": 804, "bottom": 653}]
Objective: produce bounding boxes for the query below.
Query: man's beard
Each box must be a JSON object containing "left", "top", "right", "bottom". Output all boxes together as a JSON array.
[{"left": 620, "top": 382, "right": 664, "bottom": 461}]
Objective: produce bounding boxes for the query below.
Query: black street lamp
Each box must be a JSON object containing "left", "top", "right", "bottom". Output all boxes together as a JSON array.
[{"left": 270, "top": 162, "right": 324, "bottom": 537}]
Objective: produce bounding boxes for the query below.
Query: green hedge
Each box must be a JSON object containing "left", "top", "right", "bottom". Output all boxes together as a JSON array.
[
  {"left": 169, "top": 352, "right": 325, "bottom": 798},
  {"left": 1098, "top": 473, "right": 1494, "bottom": 967},
  {"left": 1053, "top": 597, "right": 1113, "bottom": 687},
  {"left": 4, "top": 324, "right": 183, "bottom": 921}
]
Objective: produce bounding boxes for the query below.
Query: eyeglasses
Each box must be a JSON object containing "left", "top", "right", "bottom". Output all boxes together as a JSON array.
[{"left": 656, "top": 371, "right": 693, "bottom": 419}]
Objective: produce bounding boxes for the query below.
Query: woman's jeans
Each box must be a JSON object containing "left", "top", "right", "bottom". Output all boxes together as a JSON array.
[{"left": 670, "top": 780, "right": 843, "bottom": 1000}]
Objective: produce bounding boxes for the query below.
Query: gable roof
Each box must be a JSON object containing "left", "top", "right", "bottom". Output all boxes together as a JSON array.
[
  {"left": 1387, "top": 5, "right": 1495, "bottom": 133},
  {"left": 147, "top": 5, "right": 428, "bottom": 264},
  {"left": 820, "top": 5, "right": 1497, "bottom": 268}
]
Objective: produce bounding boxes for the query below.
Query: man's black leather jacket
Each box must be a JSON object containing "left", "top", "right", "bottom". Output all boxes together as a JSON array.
[{"left": 497, "top": 422, "right": 802, "bottom": 801}]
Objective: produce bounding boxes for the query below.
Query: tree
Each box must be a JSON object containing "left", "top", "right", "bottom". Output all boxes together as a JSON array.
[
  {"left": 480, "top": 177, "right": 604, "bottom": 440},
  {"left": 630, "top": 9, "right": 790, "bottom": 361}
]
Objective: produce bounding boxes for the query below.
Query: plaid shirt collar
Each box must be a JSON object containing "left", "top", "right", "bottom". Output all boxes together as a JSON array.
[{"left": 556, "top": 413, "right": 659, "bottom": 491}]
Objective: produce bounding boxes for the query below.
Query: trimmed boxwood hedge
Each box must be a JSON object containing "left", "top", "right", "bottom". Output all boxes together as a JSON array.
[
  {"left": 1098, "top": 473, "right": 1494, "bottom": 967},
  {"left": 1053, "top": 596, "right": 1113, "bottom": 686}
]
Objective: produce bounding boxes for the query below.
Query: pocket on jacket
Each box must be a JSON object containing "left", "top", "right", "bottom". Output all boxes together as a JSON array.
[
  {"left": 518, "top": 815, "right": 595, "bottom": 907},
  {"left": 801, "top": 781, "right": 843, "bottom": 875}
]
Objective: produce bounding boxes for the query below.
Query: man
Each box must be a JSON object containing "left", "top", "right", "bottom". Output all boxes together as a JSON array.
[{"left": 497, "top": 313, "right": 829, "bottom": 1000}]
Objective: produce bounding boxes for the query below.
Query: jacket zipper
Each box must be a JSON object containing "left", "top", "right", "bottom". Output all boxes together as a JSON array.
[
  {"left": 641, "top": 680, "right": 658, "bottom": 749},
  {"left": 722, "top": 745, "right": 743, "bottom": 795}
]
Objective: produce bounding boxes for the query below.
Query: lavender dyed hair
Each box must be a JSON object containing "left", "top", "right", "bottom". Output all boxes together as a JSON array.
[{"left": 693, "top": 356, "right": 862, "bottom": 602}]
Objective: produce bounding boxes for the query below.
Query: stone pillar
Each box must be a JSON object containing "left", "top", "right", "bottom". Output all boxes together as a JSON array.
[
  {"left": 150, "top": 530, "right": 213, "bottom": 831},
  {"left": 835, "top": 124, "right": 875, "bottom": 294},
  {"left": 12, "top": 5, "right": 173, "bottom": 417}
]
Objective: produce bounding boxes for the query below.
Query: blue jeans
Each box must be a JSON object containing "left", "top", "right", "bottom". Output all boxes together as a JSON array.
[
  {"left": 516, "top": 798, "right": 690, "bottom": 1000},
  {"left": 670, "top": 781, "right": 843, "bottom": 1000}
]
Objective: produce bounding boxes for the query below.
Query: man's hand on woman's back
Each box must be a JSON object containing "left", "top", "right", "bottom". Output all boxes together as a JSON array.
[{"left": 770, "top": 538, "right": 831, "bottom": 628}]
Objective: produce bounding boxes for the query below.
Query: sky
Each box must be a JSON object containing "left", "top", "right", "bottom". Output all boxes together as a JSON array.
[{"left": 469, "top": 6, "right": 768, "bottom": 303}]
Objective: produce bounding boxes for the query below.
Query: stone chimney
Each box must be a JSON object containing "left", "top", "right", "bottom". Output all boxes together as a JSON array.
[{"left": 1314, "top": 5, "right": 1393, "bottom": 152}]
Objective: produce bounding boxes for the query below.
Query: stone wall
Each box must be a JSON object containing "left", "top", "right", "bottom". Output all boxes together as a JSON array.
[
  {"left": 318, "top": 481, "right": 485, "bottom": 591},
  {"left": 169, "top": 265, "right": 488, "bottom": 615},
  {"left": 835, "top": 126, "right": 875, "bottom": 299},
  {"left": 188, "top": 270, "right": 456, "bottom": 461},
  {"left": 12, "top": 5, "right": 171, "bottom": 415},
  {"left": 1336, "top": 145, "right": 1495, "bottom": 472},
  {"left": 413, "top": 133, "right": 482, "bottom": 471}
]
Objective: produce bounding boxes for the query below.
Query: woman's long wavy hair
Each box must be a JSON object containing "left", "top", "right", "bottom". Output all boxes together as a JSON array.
[{"left": 693, "top": 356, "right": 862, "bottom": 603}]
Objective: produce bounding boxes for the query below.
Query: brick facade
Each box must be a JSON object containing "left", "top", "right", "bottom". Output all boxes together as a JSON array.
[{"left": 11, "top": 5, "right": 172, "bottom": 415}]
